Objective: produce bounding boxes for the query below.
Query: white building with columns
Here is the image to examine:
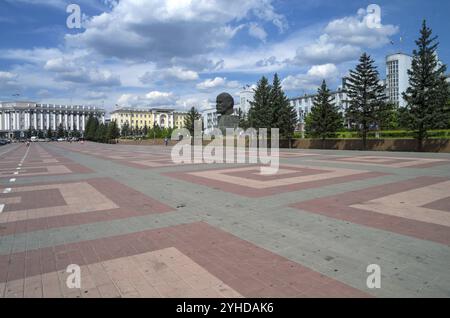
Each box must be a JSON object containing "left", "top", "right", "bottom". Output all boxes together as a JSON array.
[{"left": 0, "top": 101, "right": 106, "bottom": 138}]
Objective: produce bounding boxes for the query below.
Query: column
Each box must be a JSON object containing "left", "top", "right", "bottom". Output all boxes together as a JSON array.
[
  {"left": 53, "top": 113, "right": 56, "bottom": 130},
  {"left": 40, "top": 113, "right": 44, "bottom": 130},
  {"left": 64, "top": 113, "right": 68, "bottom": 129},
  {"left": 12, "top": 111, "right": 16, "bottom": 130},
  {"left": 46, "top": 113, "right": 50, "bottom": 130},
  {"left": 6, "top": 113, "right": 9, "bottom": 131},
  {"left": 27, "top": 112, "right": 31, "bottom": 130},
  {"left": 34, "top": 113, "right": 37, "bottom": 129},
  {"left": 76, "top": 114, "right": 80, "bottom": 131},
  {"left": 70, "top": 113, "right": 74, "bottom": 131},
  {"left": 59, "top": 113, "right": 62, "bottom": 127},
  {"left": 82, "top": 114, "right": 86, "bottom": 131},
  {"left": 0, "top": 113, "right": 3, "bottom": 131}
]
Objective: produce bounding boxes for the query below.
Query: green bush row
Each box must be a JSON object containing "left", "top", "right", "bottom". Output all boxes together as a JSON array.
[{"left": 332, "top": 130, "right": 450, "bottom": 139}]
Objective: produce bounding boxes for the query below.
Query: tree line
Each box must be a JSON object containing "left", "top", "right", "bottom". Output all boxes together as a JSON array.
[
  {"left": 304, "top": 20, "right": 449, "bottom": 151},
  {"left": 241, "top": 73, "right": 298, "bottom": 140},
  {"left": 84, "top": 115, "right": 120, "bottom": 143}
]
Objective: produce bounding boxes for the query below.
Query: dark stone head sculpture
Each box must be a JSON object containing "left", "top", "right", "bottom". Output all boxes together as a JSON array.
[{"left": 216, "top": 92, "right": 234, "bottom": 116}]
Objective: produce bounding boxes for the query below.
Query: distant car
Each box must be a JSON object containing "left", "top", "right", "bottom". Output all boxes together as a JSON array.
[
  {"left": 57, "top": 138, "right": 65, "bottom": 142},
  {"left": 0, "top": 140, "right": 7, "bottom": 146},
  {"left": 31, "top": 136, "right": 38, "bottom": 142}
]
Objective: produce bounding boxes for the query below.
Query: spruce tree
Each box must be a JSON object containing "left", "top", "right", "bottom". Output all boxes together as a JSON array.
[
  {"left": 306, "top": 80, "right": 343, "bottom": 141},
  {"left": 184, "top": 107, "right": 201, "bottom": 136},
  {"left": 57, "top": 124, "right": 65, "bottom": 138},
  {"left": 47, "top": 126, "right": 53, "bottom": 138},
  {"left": 270, "top": 73, "right": 298, "bottom": 140},
  {"left": 121, "top": 122, "right": 129, "bottom": 137},
  {"left": 248, "top": 76, "right": 272, "bottom": 129},
  {"left": 345, "top": 53, "right": 386, "bottom": 150},
  {"left": 86, "top": 117, "right": 99, "bottom": 141},
  {"left": 403, "top": 21, "right": 449, "bottom": 150}
]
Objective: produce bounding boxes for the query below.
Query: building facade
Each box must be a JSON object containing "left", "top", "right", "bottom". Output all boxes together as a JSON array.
[
  {"left": 238, "top": 87, "right": 255, "bottom": 114},
  {"left": 289, "top": 87, "right": 350, "bottom": 131},
  {"left": 110, "top": 107, "right": 187, "bottom": 131},
  {"left": 201, "top": 108, "right": 218, "bottom": 134},
  {"left": 0, "top": 101, "right": 105, "bottom": 138},
  {"left": 386, "top": 53, "right": 413, "bottom": 107}
]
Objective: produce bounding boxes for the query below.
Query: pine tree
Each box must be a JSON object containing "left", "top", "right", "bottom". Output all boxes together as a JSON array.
[
  {"left": 57, "top": 124, "right": 65, "bottom": 138},
  {"left": 248, "top": 76, "right": 272, "bottom": 129},
  {"left": 403, "top": 21, "right": 449, "bottom": 150},
  {"left": 86, "top": 116, "right": 99, "bottom": 141},
  {"left": 345, "top": 53, "right": 386, "bottom": 150},
  {"left": 121, "top": 122, "right": 130, "bottom": 137},
  {"left": 270, "top": 73, "right": 298, "bottom": 140},
  {"left": 184, "top": 107, "right": 201, "bottom": 136},
  {"left": 306, "top": 80, "right": 343, "bottom": 141},
  {"left": 47, "top": 126, "right": 53, "bottom": 138},
  {"left": 107, "top": 121, "right": 120, "bottom": 142}
]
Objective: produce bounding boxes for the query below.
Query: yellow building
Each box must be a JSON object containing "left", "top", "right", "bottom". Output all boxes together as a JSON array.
[{"left": 110, "top": 107, "right": 187, "bottom": 131}]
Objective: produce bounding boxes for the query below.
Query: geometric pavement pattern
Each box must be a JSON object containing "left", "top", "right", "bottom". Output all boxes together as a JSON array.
[{"left": 0, "top": 142, "right": 450, "bottom": 298}]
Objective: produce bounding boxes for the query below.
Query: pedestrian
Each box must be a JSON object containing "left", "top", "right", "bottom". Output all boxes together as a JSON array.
[{"left": 164, "top": 137, "right": 169, "bottom": 147}]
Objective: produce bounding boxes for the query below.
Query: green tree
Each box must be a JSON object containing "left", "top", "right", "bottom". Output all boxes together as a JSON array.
[
  {"left": 57, "top": 124, "right": 65, "bottom": 138},
  {"left": 47, "top": 126, "right": 53, "bottom": 138},
  {"left": 184, "top": 107, "right": 201, "bottom": 136},
  {"left": 121, "top": 122, "right": 130, "bottom": 137},
  {"left": 107, "top": 120, "right": 120, "bottom": 142},
  {"left": 143, "top": 124, "right": 148, "bottom": 136},
  {"left": 377, "top": 103, "right": 399, "bottom": 130},
  {"left": 85, "top": 116, "right": 99, "bottom": 141},
  {"left": 248, "top": 76, "right": 272, "bottom": 129},
  {"left": 270, "top": 73, "right": 298, "bottom": 140},
  {"left": 95, "top": 123, "right": 107, "bottom": 143},
  {"left": 345, "top": 53, "right": 386, "bottom": 150},
  {"left": 26, "top": 127, "right": 33, "bottom": 139},
  {"left": 305, "top": 80, "right": 343, "bottom": 141},
  {"left": 403, "top": 20, "right": 449, "bottom": 150}
]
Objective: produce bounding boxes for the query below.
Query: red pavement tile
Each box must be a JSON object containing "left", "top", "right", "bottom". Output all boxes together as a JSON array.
[
  {"left": 0, "top": 222, "right": 370, "bottom": 298},
  {"left": 291, "top": 176, "right": 450, "bottom": 245},
  {"left": 165, "top": 166, "right": 387, "bottom": 198},
  {"left": 0, "top": 178, "right": 174, "bottom": 236}
]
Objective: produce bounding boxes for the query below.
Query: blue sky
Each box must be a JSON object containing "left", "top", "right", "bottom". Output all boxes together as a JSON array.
[{"left": 0, "top": 0, "right": 449, "bottom": 111}]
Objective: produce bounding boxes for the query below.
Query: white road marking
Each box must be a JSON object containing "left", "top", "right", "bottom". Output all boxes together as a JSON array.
[
  {"left": 0, "top": 204, "right": 4, "bottom": 214},
  {"left": 10, "top": 178, "right": 16, "bottom": 183},
  {"left": 3, "top": 188, "right": 11, "bottom": 194},
  {"left": 13, "top": 171, "right": 19, "bottom": 175}
]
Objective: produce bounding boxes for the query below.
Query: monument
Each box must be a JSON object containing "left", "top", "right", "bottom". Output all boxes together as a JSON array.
[{"left": 216, "top": 92, "right": 239, "bottom": 133}]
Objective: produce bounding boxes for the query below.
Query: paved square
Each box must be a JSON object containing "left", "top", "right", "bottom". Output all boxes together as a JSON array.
[{"left": 0, "top": 143, "right": 449, "bottom": 298}]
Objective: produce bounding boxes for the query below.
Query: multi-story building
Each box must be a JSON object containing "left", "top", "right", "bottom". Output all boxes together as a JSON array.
[
  {"left": 201, "top": 108, "right": 218, "bottom": 134},
  {"left": 0, "top": 101, "right": 105, "bottom": 138},
  {"left": 238, "top": 87, "right": 255, "bottom": 114},
  {"left": 289, "top": 86, "right": 350, "bottom": 131},
  {"left": 386, "top": 53, "right": 413, "bottom": 107},
  {"left": 110, "top": 107, "right": 187, "bottom": 131}
]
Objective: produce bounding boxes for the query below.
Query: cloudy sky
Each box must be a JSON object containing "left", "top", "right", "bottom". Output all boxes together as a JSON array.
[{"left": 0, "top": 0, "right": 449, "bottom": 112}]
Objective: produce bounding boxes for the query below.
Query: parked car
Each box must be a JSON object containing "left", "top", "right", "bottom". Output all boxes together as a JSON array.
[
  {"left": 0, "top": 139, "right": 7, "bottom": 146},
  {"left": 31, "top": 136, "right": 38, "bottom": 142},
  {"left": 57, "top": 138, "right": 65, "bottom": 142}
]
